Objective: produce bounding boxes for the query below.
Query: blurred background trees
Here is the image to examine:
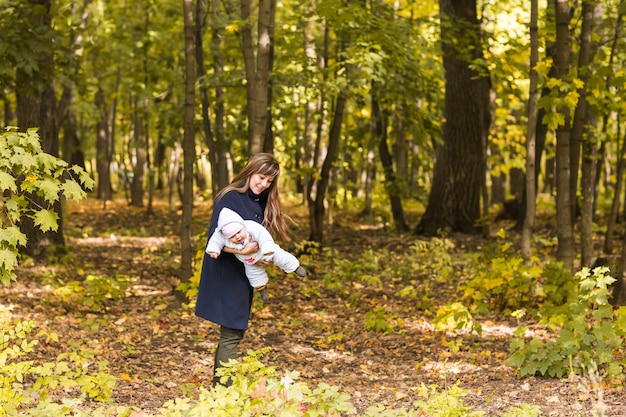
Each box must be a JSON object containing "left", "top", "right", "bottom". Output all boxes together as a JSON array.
[{"left": 2, "top": 0, "right": 626, "bottom": 300}]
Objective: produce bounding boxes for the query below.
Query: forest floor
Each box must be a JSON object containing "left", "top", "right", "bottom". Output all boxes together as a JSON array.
[{"left": 4, "top": 196, "right": 625, "bottom": 416}]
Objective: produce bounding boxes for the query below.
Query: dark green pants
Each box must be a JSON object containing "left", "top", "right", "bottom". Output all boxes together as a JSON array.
[{"left": 213, "top": 326, "right": 245, "bottom": 386}]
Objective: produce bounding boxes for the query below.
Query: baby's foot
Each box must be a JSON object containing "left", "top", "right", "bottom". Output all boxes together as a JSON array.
[
  {"left": 259, "top": 286, "right": 269, "bottom": 303},
  {"left": 295, "top": 266, "right": 307, "bottom": 277}
]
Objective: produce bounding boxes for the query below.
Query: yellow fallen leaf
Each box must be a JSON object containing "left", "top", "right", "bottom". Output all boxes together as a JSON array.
[
  {"left": 395, "top": 391, "right": 408, "bottom": 400},
  {"left": 120, "top": 373, "right": 132, "bottom": 382}
]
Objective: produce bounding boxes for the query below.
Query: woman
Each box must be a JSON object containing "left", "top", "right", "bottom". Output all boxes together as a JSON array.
[{"left": 195, "top": 153, "right": 288, "bottom": 385}]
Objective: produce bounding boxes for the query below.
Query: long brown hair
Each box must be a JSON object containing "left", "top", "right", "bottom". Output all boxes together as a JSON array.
[{"left": 216, "top": 153, "right": 288, "bottom": 240}]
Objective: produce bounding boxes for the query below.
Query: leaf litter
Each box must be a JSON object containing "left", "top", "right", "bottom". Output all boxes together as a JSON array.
[{"left": 3, "top": 197, "right": 624, "bottom": 416}]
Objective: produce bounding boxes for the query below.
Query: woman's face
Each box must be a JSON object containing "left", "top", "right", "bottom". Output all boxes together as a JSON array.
[{"left": 249, "top": 173, "right": 275, "bottom": 195}]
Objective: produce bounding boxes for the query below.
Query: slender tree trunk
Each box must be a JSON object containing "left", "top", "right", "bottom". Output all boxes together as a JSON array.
[
  {"left": 210, "top": 0, "right": 230, "bottom": 192},
  {"left": 241, "top": 0, "right": 274, "bottom": 155},
  {"left": 304, "top": 22, "right": 328, "bottom": 212},
  {"left": 309, "top": 94, "right": 346, "bottom": 243},
  {"left": 130, "top": 102, "right": 146, "bottom": 208},
  {"left": 606, "top": 127, "right": 626, "bottom": 254},
  {"left": 576, "top": 1, "right": 598, "bottom": 267},
  {"left": 416, "top": 0, "right": 490, "bottom": 236},
  {"left": 154, "top": 136, "right": 166, "bottom": 190},
  {"left": 602, "top": 7, "right": 625, "bottom": 255},
  {"left": 169, "top": 140, "right": 183, "bottom": 213},
  {"left": 180, "top": 0, "right": 196, "bottom": 288},
  {"left": 375, "top": 99, "right": 408, "bottom": 232},
  {"left": 615, "top": 181, "right": 626, "bottom": 306},
  {"left": 95, "top": 88, "right": 112, "bottom": 201},
  {"left": 300, "top": 15, "right": 321, "bottom": 201},
  {"left": 263, "top": 0, "right": 275, "bottom": 154},
  {"left": 553, "top": 0, "right": 575, "bottom": 269},
  {"left": 197, "top": 0, "right": 226, "bottom": 196},
  {"left": 361, "top": 146, "right": 375, "bottom": 216},
  {"left": 308, "top": 30, "right": 348, "bottom": 243},
  {"left": 521, "top": 0, "right": 539, "bottom": 261},
  {"left": 580, "top": 113, "right": 598, "bottom": 268}
]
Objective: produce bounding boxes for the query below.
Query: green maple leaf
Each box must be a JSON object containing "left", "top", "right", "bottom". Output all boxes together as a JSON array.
[
  {"left": 60, "top": 181, "right": 87, "bottom": 201},
  {"left": 0, "top": 226, "right": 27, "bottom": 247},
  {"left": 0, "top": 248, "right": 18, "bottom": 270},
  {"left": 0, "top": 171, "right": 17, "bottom": 192},
  {"left": 35, "top": 177, "right": 61, "bottom": 203},
  {"left": 33, "top": 209, "right": 59, "bottom": 232}
]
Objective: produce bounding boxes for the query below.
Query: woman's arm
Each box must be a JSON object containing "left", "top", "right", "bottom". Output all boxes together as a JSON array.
[{"left": 222, "top": 239, "right": 259, "bottom": 255}]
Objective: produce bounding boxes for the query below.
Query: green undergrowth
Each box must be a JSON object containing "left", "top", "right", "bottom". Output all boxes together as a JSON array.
[{"left": 1, "top": 325, "right": 543, "bottom": 417}]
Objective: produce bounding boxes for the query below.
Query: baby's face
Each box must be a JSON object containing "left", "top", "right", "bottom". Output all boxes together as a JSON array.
[{"left": 228, "top": 227, "right": 246, "bottom": 244}]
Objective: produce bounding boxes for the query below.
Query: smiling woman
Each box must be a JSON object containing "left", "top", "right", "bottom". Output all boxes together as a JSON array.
[{"left": 194, "top": 153, "right": 290, "bottom": 386}]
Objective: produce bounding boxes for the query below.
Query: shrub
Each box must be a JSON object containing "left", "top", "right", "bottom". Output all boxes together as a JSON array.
[
  {"left": 507, "top": 267, "right": 626, "bottom": 380},
  {"left": 0, "top": 316, "right": 121, "bottom": 416}
]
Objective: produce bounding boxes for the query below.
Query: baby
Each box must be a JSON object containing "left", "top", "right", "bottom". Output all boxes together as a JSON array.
[{"left": 206, "top": 207, "right": 306, "bottom": 302}]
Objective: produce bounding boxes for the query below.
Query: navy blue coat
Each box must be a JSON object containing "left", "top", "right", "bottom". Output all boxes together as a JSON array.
[{"left": 195, "top": 189, "right": 267, "bottom": 330}]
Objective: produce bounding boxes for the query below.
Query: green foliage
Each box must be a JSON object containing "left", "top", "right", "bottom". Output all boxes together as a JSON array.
[
  {"left": 175, "top": 247, "right": 205, "bottom": 308},
  {"left": 433, "top": 302, "right": 481, "bottom": 337},
  {"left": 0, "top": 128, "right": 94, "bottom": 285},
  {"left": 401, "top": 238, "right": 455, "bottom": 282},
  {"left": 536, "top": 262, "right": 577, "bottom": 327},
  {"left": 413, "top": 382, "right": 484, "bottom": 417},
  {"left": 507, "top": 267, "right": 626, "bottom": 380},
  {"left": 158, "top": 348, "right": 356, "bottom": 416},
  {"left": 156, "top": 349, "right": 539, "bottom": 417},
  {"left": 364, "top": 305, "right": 397, "bottom": 333},
  {"left": 461, "top": 232, "right": 570, "bottom": 315},
  {"left": 0, "top": 316, "right": 121, "bottom": 416},
  {"left": 50, "top": 274, "right": 131, "bottom": 313}
]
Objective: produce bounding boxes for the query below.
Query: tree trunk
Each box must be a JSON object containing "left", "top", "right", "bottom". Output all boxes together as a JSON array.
[
  {"left": 602, "top": 8, "right": 625, "bottom": 255},
  {"left": 197, "top": 0, "right": 229, "bottom": 196},
  {"left": 304, "top": 22, "right": 328, "bottom": 212},
  {"left": 521, "top": 0, "right": 539, "bottom": 261},
  {"left": 615, "top": 225, "right": 626, "bottom": 306},
  {"left": 180, "top": 0, "right": 196, "bottom": 288},
  {"left": 308, "top": 25, "right": 347, "bottom": 243},
  {"left": 15, "top": 0, "right": 65, "bottom": 257},
  {"left": 553, "top": 0, "right": 575, "bottom": 269},
  {"left": 130, "top": 103, "right": 146, "bottom": 208},
  {"left": 212, "top": 0, "right": 230, "bottom": 192},
  {"left": 309, "top": 93, "right": 346, "bottom": 243},
  {"left": 373, "top": 97, "right": 408, "bottom": 232},
  {"left": 95, "top": 88, "right": 112, "bottom": 201},
  {"left": 576, "top": 1, "right": 598, "bottom": 267},
  {"left": 241, "top": 0, "right": 274, "bottom": 155},
  {"left": 416, "top": 0, "right": 490, "bottom": 236},
  {"left": 605, "top": 127, "right": 626, "bottom": 255}
]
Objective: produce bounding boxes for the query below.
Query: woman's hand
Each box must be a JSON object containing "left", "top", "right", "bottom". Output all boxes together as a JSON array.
[{"left": 240, "top": 240, "right": 259, "bottom": 255}]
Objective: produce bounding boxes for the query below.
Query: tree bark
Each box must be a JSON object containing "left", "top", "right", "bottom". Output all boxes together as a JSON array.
[
  {"left": 309, "top": 93, "right": 346, "bottom": 243},
  {"left": 553, "top": 0, "right": 575, "bottom": 269},
  {"left": 521, "top": 0, "right": 539, "bottom": 261},
  {"left": 95, "top": 88, "right": 112, "bottom": 201},
  {"left": 241, "top": 0, "right": 274, "bottom": 155},
  {"left": 180, "top": 0, "right": 196, "bottom": 287},
  {"left": 130, "top": 102, "right": 146, "bottom": 208},
  {"left": 197, "top": 0, "right": 229, "bottom": 196},
  {"left": 15, "top": 0, "right": 65, "bottom": 257},
  {"left": 576, "top": 1, "right": 598, "bottom": 267},
  {"left": 416, "top": 0, "right": 490, "bottom": 236},
  {"left": 602, "top": 7, "right": 625, "bottom": 255},
  {"left": 373, "top": 96, "right": 408, "bottom": 232}
]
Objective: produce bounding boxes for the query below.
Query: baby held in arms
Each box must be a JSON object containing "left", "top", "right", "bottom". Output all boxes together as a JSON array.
[{"left": 206, "top": 207, "right": 307, "bottom": 302}]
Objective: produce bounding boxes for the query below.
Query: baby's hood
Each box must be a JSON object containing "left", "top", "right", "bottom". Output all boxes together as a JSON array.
[{"left": 217, "top": 207, "right": 246, "bottom": 237}]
